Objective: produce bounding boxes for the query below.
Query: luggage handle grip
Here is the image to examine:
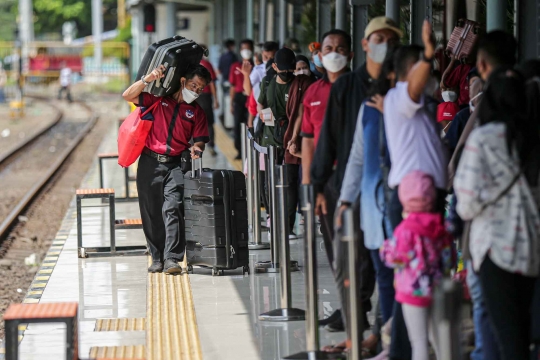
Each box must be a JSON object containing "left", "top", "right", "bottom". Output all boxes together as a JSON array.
[{"left": 191, "top": 150, "right": 203, "bottom": 177}]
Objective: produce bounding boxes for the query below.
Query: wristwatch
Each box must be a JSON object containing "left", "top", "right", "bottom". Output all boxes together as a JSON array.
[
  {"left": 141, "top": 75, "right": 150, "bottom": 86},
  {"left": 421, "top": 51, "right": 434, "bottom": 63}
]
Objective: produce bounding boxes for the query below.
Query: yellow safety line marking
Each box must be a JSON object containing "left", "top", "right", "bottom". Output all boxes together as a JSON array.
[
  {"left": 27, "top": 291, "right": 43, "bottom": 296},
  {"left": 147, "top": 257, "right": 202, "bottom": 360},
  {"left": 35, "top": 276, "right": 50, "bottom": 281},
  {"left": 23, "top": 299, "right": 38, "bottom": 304},
  {"left": 18, "top": 325, "right": 27, "bottom": 331},
  {"left": 214, "top": 123, "right": 243, "bottom": 171},
  {"left": 89, "top": 345, "right": 145, "bottom": 359},
  {"left": 95, "top": 318, "right": 146, "bottom": 331},
  {"left": 38, "top": 269, "right": 53, "bottom": 274}
]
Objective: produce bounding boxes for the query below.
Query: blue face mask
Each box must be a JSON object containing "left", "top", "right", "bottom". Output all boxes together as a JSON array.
[{"left": 313, "top": 55, "right": 323, "bottom": 68}]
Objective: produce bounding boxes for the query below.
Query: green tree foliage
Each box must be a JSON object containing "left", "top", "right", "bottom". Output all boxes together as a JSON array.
[
  {"left": 0, "top": 0, "right": 18, "bottom": 41},
  {"left": 32, "top": 0, "right": 117, "bottom": 38}
]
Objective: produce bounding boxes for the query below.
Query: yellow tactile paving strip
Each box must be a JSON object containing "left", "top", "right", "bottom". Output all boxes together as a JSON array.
[
  {"left": 214, "top": 123, "right": 243, "bottom": 171},
  {"left": 147, "top": 258, "right": 202, "bottom": 360},
  {"left": 95, "top": 318, "right": 146, "bottom": 331},
  {"left": 89, "top": 345, "right": 146, "bottom": 359}
]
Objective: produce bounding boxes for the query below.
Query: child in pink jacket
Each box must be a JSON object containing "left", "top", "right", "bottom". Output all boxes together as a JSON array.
[{"left": 380, "top": 171, "right": 454, "bottom": 360}]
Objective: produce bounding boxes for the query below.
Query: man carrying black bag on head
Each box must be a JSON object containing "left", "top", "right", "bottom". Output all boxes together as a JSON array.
[{"left": 122, "top": 64, "right": 211, "bottom": 274}]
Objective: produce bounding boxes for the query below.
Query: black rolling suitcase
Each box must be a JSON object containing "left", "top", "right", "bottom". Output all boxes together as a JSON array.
[
  {"left": 136, "top": 35, "right": 208, "bottom": 97},
  {"left": 184, "top": 158, "right": 249, "bottom": 276}
]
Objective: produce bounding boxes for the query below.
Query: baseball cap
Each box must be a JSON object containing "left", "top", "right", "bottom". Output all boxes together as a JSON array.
[
  {"left": 308, "top": 42, "right": 321, "bottom": 52},
  {"left": 364, "top": 16, "right": 403, "bottom": 39},
  {"left": 275, "top": 48, "right": 296, "bottom": 71},
  {"left": 398, "top": 171, "right": 436, "bottom": 213},
  {"left": 437, "top": 102, "right": 460, "bottom": 122}
]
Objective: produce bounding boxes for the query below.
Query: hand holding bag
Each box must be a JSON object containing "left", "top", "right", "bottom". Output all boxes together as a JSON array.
[{"left": 117, "top": 101, "right": 160, "bottom": 167}]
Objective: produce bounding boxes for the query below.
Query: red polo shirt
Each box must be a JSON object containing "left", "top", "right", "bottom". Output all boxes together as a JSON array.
[
  {"left": 300, "top": 78, "right": 332, "bottom": 147},
  {"left": 443, "top": 63, "right": 472, "bottom": 106},
  {"left": 200, "top": 59, "right": 216, "bottom": 95},
  {"left": 229, "top": 61, "right": 245, "bottom": 93},
  {"left": 139, "top": 93, "right": 209, "bottom": 156}
]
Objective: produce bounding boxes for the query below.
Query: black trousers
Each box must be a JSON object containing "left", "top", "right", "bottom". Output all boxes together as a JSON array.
[
  {"left": 233, "top": 92, "right": 248, "bottom": 155},
  {"left": 195, "top": 93, "right": 215, "bottom": 147},
  {"left": 58, "top": 86, "right": 72, "bottom": 102},
  {"left": 136, "top": 153, "right": 185, "bottom": 262},
  {"left": 480, "top": 255, "right": 536, "bottom": 360},
  {"left": 286, "top": 164, "right": 300, "bottom": 232}
]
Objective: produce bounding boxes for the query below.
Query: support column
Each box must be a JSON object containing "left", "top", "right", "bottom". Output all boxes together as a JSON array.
[
  {"left": 214, "top": 0, "right": 223, "bottom": 46},
  {"left": 165, "top": 2, "right": 177, "bottom": 37},
  {"left": 317, "top": 0, "right": 331, "bottom": 42},
  {"left": 278, "top": 0, "right": 287, "bottom": 46},
  {"left": 247, "top": 0, "right": 254, "bottom": 39},
  {"left": 235, "top": 0, "right": 247, "bottom": 41},
  {"left": 410, "top": 0, "right": 432, "bottom": 45},
  {"left": 386, "top": 0, "right": 400, "bottom": 25},
  {"left": 352, "top": 4, "right": 369, "bottom": 68},
  {"left": 335, "top": 0, "right": 348, "bottom": 30},
  {"left": 259, "top": 0, "right": 268, "bottom": 43},
  {"left": 92, "top": 0, "right": 103, "bottom": 75},
  {"left": 228, "top": 0, "right": 235, "bottom": 39},
  {"left": 292, "top": 1, "right": 303, "bottom": 42},
  {"left": 517, "top": 0, "right": 540, "bottom": 60},
  {"left": 486, "top": 0, "right": 507, "bottom": 32}
]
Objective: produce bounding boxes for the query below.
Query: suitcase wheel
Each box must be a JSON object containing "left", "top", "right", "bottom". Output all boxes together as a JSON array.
[
  {"left": 212, "top": 268, "right": 224, "bottom": 276},
  {"left": 243, "top": 266, "right": 250, "bottom": 275},
  {"left": 188, "top": 265, "right": 193, "bottom": 274}
]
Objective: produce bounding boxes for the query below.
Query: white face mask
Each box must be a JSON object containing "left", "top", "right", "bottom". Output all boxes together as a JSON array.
[
  {"left": 469, "top": 91, "right": 482, "bottom": 112},
  {"left": 368, "top": 41, "right": 388, "bottom": 64},
  {"left": 240, "top": 49, "right": 253, "bottom": 60},
  {"left": 182, "top": 82, "right": 199, "bottom": 104},
  {"left": 321, "top": 52, "right": 348, "bottom": 73},
  {"left": 442, "top": 91, "right": 458, "bottom": 102},
  {"left": 294, "top": 69, "right": 311, "bottom": 76}
]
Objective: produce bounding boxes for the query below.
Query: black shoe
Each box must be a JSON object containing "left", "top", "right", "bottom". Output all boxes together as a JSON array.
[
  {"left": 235, "top": 154, "right": 242, "bottom": 160},
  {"left": 319, "top": 309, "right": 341, "bottom": 326},
  {"left": 324, "top": 316, "right": 345, "bottom": 332},
  {"left": 164, "top": 259, "right": 182, "bottom": 274},
  {"left": 148, "top": 261, "right": 163, "bottom": 273}
]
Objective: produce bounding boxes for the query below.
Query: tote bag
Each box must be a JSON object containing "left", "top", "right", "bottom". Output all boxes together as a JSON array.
[{"left": 117, "top": 101, "right": 160, "bottom": 167}]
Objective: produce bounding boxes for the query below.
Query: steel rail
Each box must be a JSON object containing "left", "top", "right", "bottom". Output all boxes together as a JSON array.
[{"left": 0, "top": 99, "right": 98, "bottom": 240}]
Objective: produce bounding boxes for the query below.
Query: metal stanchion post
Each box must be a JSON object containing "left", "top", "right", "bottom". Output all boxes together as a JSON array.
[
  {"left": 246, "top": 126, "right": 254, "bottom": 230},
  {"left": 284, "top": 185, "right": 342, "bottom": 359},
  {"left": 241, "top": 123, "right": 247, "bottom": 163},
  {"left": 434, "top": 278, "right": 463, "bottom": 360},
  {"left": 255, "top": 145, "right": 299, "bottom": 273},
  {"left": 259, "top": 165, "right": 305, "bottom": 322},
  {"left": 248, "top": 132, "right": 270, "bottom": 250},
  {"left": 342, "top": 208, "right": 363, "bottom": 360}
]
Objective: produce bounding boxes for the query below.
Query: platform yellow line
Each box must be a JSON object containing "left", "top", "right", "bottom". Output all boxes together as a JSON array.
[
  {"left": 147, "top": 258, "right": 202, "bottom": 360},
  {"left": 214, "top": 123, "right": 243, "bottom": 171}
]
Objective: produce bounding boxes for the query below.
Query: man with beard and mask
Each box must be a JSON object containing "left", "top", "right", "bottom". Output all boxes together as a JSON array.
[
  {"left": 258, "top": 48, "right": 300, "bottom": 236},
  {"left": 308, "top": 18, "right": 401, "bottom": 347},
  {"left": 122, "top": 64, "right": 211, "bottom": 274},
  {"left": 229, "top": 39, "right": 255, "bottom": 159}
]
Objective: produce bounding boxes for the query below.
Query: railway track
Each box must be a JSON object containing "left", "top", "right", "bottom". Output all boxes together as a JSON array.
[{"left": 0, "top": 97, "right": 97, "bottom": 254}]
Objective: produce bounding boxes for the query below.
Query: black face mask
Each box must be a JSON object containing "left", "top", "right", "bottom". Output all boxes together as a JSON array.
[{"left": 278, "top": 71, "right": 293, "bottom": 82}]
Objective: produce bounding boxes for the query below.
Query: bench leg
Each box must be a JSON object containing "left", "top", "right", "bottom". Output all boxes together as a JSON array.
[
  {"left": 77, "top": 196, "right": 83, "bottom": 255},
  {"left": 109, "top": 194, "right": 116, "bottom": 254},
  {"left": 124, "top": 166, "right": 130, "bottom": 199},
  {"left": 99, "top": 158, "right": 104, "bottom": 189},
  {"left": 5, "top": 319, "right": 20, "bottom": 360}
]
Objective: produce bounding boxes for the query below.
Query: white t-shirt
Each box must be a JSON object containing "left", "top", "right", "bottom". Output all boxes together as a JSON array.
[
  {"left": 383, "top": 81, "right": 448, "bottom": 189},
  {"left": 60, "top": 68, "right": 72, "bottom": 87},
  {"left": 249, "top": 63, "right": 266, "bottom": 101}
]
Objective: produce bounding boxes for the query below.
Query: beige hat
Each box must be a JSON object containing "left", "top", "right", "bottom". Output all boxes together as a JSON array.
[{"left": 364, "top": 16, "right": 403, "bottom": 39}]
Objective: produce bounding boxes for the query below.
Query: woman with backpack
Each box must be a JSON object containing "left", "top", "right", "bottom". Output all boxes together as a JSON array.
[{"left": 454, "top": 69, "right": 540, "bottom": 360}]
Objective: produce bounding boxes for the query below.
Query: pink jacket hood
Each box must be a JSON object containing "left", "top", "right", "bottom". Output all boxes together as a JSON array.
[{"left": 399, "top": 213, "right": 447, "bottom": 239}]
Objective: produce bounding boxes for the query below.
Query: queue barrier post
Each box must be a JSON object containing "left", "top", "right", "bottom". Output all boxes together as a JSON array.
[
  {"left": 259, "top": 165, "right": 305, "bottom": 322},
  {"left": 246, "top": 127, "right": 270, "bottom": 250},
  {"left": 283, "top": 185, "right": 343, "bottom": 359},
  {"left": 342, "top": 208, "right": 363, "bottom": 360}
]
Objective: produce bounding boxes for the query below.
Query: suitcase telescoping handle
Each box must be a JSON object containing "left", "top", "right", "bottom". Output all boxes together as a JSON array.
[{"left": 191, "top": 150, "right": 203, "bottom": 178}]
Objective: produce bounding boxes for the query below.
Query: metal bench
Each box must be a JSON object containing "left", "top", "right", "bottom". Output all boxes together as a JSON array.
[
  {"left": 97, "top": 153, "right": 137, "bottom": 201},
  {"left": 76, "top": 188, "right": 146, "bottom": 258},
  {"left": 4, "top": 302, "right": 78, "bottom": 360}
]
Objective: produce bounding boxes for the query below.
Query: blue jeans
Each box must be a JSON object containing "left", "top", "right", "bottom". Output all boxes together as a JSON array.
[
  {"left": 466, "top": 260, "right": 500, "bottom": 360},
  {"left": 370, "top": 249, "right": 395, "bottom": 323}
]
